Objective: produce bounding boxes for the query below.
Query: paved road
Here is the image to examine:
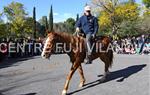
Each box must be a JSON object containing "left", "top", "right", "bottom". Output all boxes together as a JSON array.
[{"left": 0, "top": 54, "right": 149, "bottom": 95}]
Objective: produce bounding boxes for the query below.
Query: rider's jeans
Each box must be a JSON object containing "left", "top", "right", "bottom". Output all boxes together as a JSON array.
[{"left": 86, "top": 33, "right": 92, "bottom": 56}]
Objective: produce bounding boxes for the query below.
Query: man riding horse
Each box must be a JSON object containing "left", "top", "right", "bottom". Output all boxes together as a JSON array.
[
  {"left": 41, "top": 5, "right": 113, "bottom": 95},
  {"left": 75, "top": 5, "right": 99, "bottom": 64}
]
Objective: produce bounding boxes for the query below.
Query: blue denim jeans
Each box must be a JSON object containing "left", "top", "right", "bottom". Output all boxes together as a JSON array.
[{"left": 86, "top": 33, "right": 93, "bottom": 56}]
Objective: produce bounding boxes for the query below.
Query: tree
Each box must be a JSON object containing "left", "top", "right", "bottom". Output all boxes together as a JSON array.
[
  {"left": 39, "top": 16, "right": 48, "bottom": 30},
  {"left": 76, "top": 14, "right": 79, "bottom": 22},
  {"left": 143, "top": 0, "right": 150, "bottom": 16},
  {"left": 53, "top": 22, "right": 67, "bottom": 32},
  {"left": 0, "top": 23, "right": 7, "bottom": 38},
  {"left": 44, "top": 16, "right": 48, "bottom": 30},
  {"left": 24, "top": 17, "right": 34, "bottom": 35},
  {"left": 0, "top": 18, "right": 3, "bottom": 24},
  {"left": 92, "top": 0, "right": 124, "bottom": 38},
  {"left": 92, "top": 0, "right": 139, "bottom": 38},
  {"left": 0, "top": 13, "right": 3, "bottom": 24},
  {"left": 38, "top": 25, "right": 46, "bottom": 37},
  {"left": 36, "top": 22, "right": 44, "bottom": 37},
  {"left": 64, "top": 18, "right": 75, "bottom": 33},
  {"left": 3, "top": 1, "right": 27, "bottom": 37},
  {"left": 129, "top": 0, "right": 135, "bottom": 4},
  {"left": 136, "top": 16, "right": 150, "bottom": 35},
  {"left": 3, "top": 1, "right": 27, "bottom": 21},
  {"left": 53, "top": 18, "right": 75, "bottom": 33},
  {"left": 119, "top": 20, "right": 139, "bottom": 37},
  {"left": 38, "top": 16, "right": 49, "bottom": 37},
  {"left": 143, "top": 0, "right": 150, "bottom": 8},
  {"left": 33, "top": 7, "right": 36, "bottom": 39},
  {"left": 49, "top": 5, "right": 53, "bottom": 32}
]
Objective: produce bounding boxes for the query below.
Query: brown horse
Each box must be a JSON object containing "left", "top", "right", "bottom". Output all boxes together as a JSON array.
[{"left": 41, "top": 31, "right": 113, "bottom": 95}]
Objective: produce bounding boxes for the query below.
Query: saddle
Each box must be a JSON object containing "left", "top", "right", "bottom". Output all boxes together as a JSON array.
[
  {"left": 74, "top": 31, "right": 107, "bottom": 53},
  {"left": 74, "top": 30, "right": 103, "bottom": 43}
]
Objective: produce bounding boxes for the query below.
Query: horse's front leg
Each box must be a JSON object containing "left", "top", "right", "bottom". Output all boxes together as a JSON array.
[
  {"left": 62, "top": 62, "right": 80, "bottom": 95},
  {"left": 78, "top": 65, "right": 86, "bottom": 88}
]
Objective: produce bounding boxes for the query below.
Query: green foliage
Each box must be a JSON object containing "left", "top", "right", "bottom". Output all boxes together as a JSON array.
[
  {"left": 143, "top": 0, "right": 150, "bottom": 16},
  {"left": 128, "top": 0, "right": 135, "bottom": 4},
  {"left": 36, "top": 22, "right": 45, "bottom": 37},
  {"left": 136, "top": 16, "right": 150, "bottom": 34},
  {"left": 0, "top": 13, "right": 3, "bottom": 24},
  {"left": 3, "top": 1, "right": 27, "bottom": 21},
  {"left": 33, "top": 7, "right": 36, "bottom": 39},
  {"left": 38, "top": 16, "right": 48, "bottom": 37},
  {"left": 0, "top": 23, "right": 7, "bottom": 38},
  {"left": 39, "top": 16, "right": 48, "bottom": 30},
  {"left": 53, "top": 18, "right": 75, "bottom": 33},
  {"left": 12, "top": 17, "right": 25, "bottom": 36},
  {"left": 24, "top": 17, "right": 34, "bottom": 34},
  {"left": 64, "top": 18, "right": 75, "bottom": 33},
  {"left": 49, "top": 5, "right": 53, "bottom": 32},
  {"left": 54, "top": 22, "right": 67, "bottom": 32},
  {"left": 0, "top": 18, "right": 4, "bottom": 24},
  {"left": 143, "top": 0, "right": 150, "bottom": 8},
  {"left": 96, "top": 0, "right": 140, "bottom": 38},
  {"left": 76, "top": 14, "right": 79, "bottom": 22},
  {"left": 115, "top": 3, "right": 139, "bottom": 21},
  {"left": 119, "top": 20, "right": 139, "bottom": 37},
  {"left": 99, "top": 3, "right": 139, "bottom": 27},
  {"left": 3, "top": 1, "right": 28, "bottom": 37}
]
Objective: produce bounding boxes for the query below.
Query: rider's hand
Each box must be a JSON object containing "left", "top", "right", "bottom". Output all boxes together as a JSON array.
[
  {"left": 92, "top": 34, "right": 96, "bottom": 38},
  {"left": 76, "top": 27, "right": 80, "bottom": 32}
]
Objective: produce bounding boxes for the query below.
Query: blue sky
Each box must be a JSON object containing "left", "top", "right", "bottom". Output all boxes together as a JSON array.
[{"left": 0, "top": 0, "right": 142, "bottom": 23}]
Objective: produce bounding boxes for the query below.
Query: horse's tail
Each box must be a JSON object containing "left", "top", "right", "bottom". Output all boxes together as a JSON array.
[{"left": 108, "top": 49, "right": 113, "bottom": 68}]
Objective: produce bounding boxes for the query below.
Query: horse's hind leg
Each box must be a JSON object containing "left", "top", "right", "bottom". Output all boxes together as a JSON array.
[
  {"left": 99, "top": 55, "right": 111, "bottom": 82},
  {"left": 78, "top": 65, "right": 86, "bottom": 87}
]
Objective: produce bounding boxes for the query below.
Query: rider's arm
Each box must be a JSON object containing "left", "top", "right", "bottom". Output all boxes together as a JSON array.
[{"left": 75, "top": 18, "right": 82, "bottom": 32}]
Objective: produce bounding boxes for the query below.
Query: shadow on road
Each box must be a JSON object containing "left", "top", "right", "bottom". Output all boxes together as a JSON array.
[
  {"left": 20, "top": 93, "right": 37, "bottom": 95},
  {"left": 0, "top": 56, "right": 38, "bottom": 69},
  {"left": 0, "top": 93, "right": 36, "bottom": 95},
  {"left": 0, "top": 93, "right": 4, "bottom": 95},
  {"left": 68, "top": 64, "right": 146, "bottom": 95}
]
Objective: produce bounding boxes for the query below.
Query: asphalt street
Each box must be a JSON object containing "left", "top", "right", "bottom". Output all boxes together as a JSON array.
[{"left": 0, "top": 54, "right": 149, "bottom": 95}]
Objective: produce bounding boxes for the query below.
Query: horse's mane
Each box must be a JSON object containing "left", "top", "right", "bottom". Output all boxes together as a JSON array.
[{"left": 55, "top": 32, "right": 74, "bottom": 39}]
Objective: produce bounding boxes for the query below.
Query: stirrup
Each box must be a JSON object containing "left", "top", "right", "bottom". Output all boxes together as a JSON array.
[{"left": 85, "top": 60, "right": 92, "bottom": 64}]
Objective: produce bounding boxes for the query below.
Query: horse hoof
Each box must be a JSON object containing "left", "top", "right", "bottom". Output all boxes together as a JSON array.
[
  {"left": 99, "top": 77, "right": 106, "bottom": 82},
  {"left": 78, "top": 83, "right": 84, "bottom": 88},
  {"left": 106, "top": 71, "right": 110, "bottom": 75},
  {"left": 62, "top": 90, "right": 67, "bottom": 95}
]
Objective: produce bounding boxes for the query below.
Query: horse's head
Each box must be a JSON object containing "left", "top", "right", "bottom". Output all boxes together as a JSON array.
[{"left": 41, "top": 32, "right": 56, "bottom": 59}]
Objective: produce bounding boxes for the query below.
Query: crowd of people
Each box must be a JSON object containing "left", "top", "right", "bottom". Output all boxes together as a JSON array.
[
  {"left": 0, "top": 34, "right": 150, "bottom": 62},
  {"left": 113, "top": 35, "right": 150, "bottom": 55},
  {"left": 0, "top": 37, "right": 43, "bottom": 61}
]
